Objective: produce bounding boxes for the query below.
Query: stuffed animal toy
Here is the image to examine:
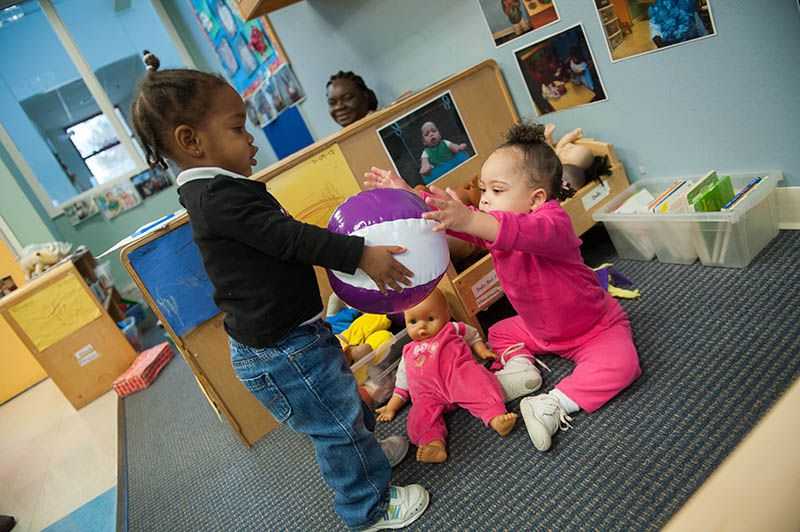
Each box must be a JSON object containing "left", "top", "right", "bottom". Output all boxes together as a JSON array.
[
  {"left": 19, "top": 242, "right": 73, "bottom": 279},
  {"left": 544, "top": 124, "right": 612, "bottom": 194}
]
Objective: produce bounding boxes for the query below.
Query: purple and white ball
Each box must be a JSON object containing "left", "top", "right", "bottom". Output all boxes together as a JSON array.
[{"left": 327, "top": 188, "right": 449, "bottom": 314}]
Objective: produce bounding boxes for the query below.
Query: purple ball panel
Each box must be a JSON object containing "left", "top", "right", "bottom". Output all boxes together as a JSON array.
[
  {"left": 328, "top": 271, "right": 442, "bottom": 315},
  {"left": 328, "top": 188, "right": 429, "bottom": 235}
]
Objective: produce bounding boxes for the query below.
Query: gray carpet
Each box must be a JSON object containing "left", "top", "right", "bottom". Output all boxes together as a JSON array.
[{"left": 120, "top": 230, "right": 800, "bottom": 531}]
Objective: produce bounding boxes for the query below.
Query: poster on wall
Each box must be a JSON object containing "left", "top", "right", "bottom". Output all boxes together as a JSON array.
[
  {"left": 244, "top": 64, "right": 305, "bottom": 127},
  {"left": 477, "top": 0, "right": 560, "bottom": 47},
  {"left": 61, "top": 197, "right": 100, "bottom": 226},
  {"left": 1, "top": 275, "right": 18, "bottom": 298},
  {"left": 190, "top": 0, "right": 302, "bottom": 128},
  {"left": 514, "top": 23, "right": 607, "bottom": 116},
  {"left": 377, "top": 91, "right": 476, "bottom": 188},
  {"left": 93, "top": 180, "right": 142, "bottom": 221},
  {"left": 130, "top": 168, "right": 173, "bottom": 199},
  {"left": 593, "top": 0, "right": 716, "bottom": 62}
]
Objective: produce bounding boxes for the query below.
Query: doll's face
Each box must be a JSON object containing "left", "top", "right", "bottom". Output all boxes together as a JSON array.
[
  {"left": 421, "top": 122, "right": 441, "bottom": 147},
  {"left": 404, "top": 289, "right": 450, "bottom": 341}
]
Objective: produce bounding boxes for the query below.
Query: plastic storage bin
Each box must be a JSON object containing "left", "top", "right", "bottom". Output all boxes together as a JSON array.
[
  {"left": 117, "top": 316, "right": 143, "bottom": 352},
  {"left": 350, "top": 329, "right": 410, "bottom": 406},
  {"left": 593, "top": 172, "right": 780, "bottom": 268}
]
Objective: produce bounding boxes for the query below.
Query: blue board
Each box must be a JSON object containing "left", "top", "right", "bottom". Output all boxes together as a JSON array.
[
  {"left": 263, "top": 106, "right": 314, "bottom": 159},
  {"left": 127, "top": 223, "right": 219, "bottom": 336}
]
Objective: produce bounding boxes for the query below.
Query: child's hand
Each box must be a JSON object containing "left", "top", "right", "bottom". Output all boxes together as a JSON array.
[
  {"left": 457, "top": 143, "right": 468, "bottom": 151},
  {"left": 376, "top": 405, "right": 396, "bottom": 422},
  {"left": 420, "top": 160, "right": 433, "bottom": 176},
  {"left": 363, "top": 167, "right": 413, "bottom": 193},
  {"left": 476, "top": 348, "right": 497, "bottom": 361},
  {"left": 422, "top": 186, "right": 473, "bottom": 232},
  {"left": 359, "top": 245, "right": 413, "bottom": 294}
]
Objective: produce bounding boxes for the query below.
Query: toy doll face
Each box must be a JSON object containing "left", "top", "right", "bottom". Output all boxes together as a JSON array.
[
  {"left": 327, "top": 78, "right": 370, "bottom": 127},
  {"left": 478, "top": 148, "right": 547, "bottom": 214},
  {"left": 404, "top": 289, "right": 450, "bottom": 342},
  {"left": 421, "top": 122, "right": 442, "bottom": 147}
]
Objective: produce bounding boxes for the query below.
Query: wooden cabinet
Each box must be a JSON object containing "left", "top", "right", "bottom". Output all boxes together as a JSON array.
[
  {"left": 0, "top": 256, "right": 136, "bottom": 409},
  {"left": 233, "top": 0, "right": 302, "bottom": 21},
  {"left": 596, "top": 0, "right": 624, "bottom": 50}
]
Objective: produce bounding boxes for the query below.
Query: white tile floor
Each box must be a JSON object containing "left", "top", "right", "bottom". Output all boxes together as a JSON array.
[{"left": 0, "top": 380, "right": 117, "bottom": 532}]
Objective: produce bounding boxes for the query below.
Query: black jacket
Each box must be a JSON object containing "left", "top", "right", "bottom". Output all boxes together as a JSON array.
[{"left": 177, "top": 171, "right": 363, "bottom": 348}]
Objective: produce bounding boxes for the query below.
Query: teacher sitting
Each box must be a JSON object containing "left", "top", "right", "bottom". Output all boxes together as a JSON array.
[{"left": 326, "top": 71, "right": 378, "bottom": 128}]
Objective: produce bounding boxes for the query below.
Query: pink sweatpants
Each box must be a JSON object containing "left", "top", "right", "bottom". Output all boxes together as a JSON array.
[
  {"left": 487, "top": 302, "right": 640, "bottom": 413},
  {"left": 406, "top": 362, "right": 507, "bottom": 446}
]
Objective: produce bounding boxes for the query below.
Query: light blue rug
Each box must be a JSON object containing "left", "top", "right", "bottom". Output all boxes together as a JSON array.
[{"left": 43, "top": 487, "right": 115, "bottom": 532}]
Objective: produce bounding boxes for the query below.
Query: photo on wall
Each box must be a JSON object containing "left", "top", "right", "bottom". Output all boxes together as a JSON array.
[
  {"left": 377, "top": 91, "right": 476, "bottom": 188},
  {"left": 514, "top": 23, "right": 607, "bottom": 116},
  {"left": 477, "top": 0, "right": 560, "bottom": 47},
  {"left": 593, "top": 0, "right": 716, "bottom": 62},
  {"left": 93, "top": 180, "right": 142, "bottom": 221},
  {"left": 61, "top": 197, "right": 100, "bottom": 226},
  {"left": 130, "top": 168, "right": 173, "bottom": 199}
]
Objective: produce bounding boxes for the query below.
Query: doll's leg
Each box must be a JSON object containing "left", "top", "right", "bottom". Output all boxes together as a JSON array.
[
  {"left": 407, "top": 400, "right": 449, "bottom": 463},
  {"left": 555, "top": 316, "right": 640, "bottom": 413},
  {"left": 452, "top": 363, "right": 517, "bottom": 437}
]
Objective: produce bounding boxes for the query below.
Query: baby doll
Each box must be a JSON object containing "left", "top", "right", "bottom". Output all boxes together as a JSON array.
[
  {"left": 419, "top": 121, "right": 468, "bottom": 180},
  {"left": 544, "top": 124, "right": 611, "bottom": 192},
  {"left": 376, "top": 288, "right": 517, "bottom": 463}
]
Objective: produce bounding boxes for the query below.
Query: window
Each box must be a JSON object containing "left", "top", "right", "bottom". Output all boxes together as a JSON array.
[
  {"left": 66, "top": 108, "right": 139, "bottom": 185},
  {"left": 0, "top": 0, "right": 190, "bottom": 216}
]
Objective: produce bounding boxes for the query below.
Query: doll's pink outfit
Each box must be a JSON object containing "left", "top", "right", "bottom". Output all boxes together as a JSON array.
[
  {"left": 448, "top": 200, "right": 641, "bottom": 413},
  {"left": 394, "top": 322, "right": 506, "bottom": 446}
]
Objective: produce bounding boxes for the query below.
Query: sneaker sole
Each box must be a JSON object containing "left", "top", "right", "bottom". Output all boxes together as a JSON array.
[
  {"left": 497, "top": 370, "right": 543, "bottom": 402},
  {"left": 388, "top": 438, "right": 409, "bottom": 468},
  {"left": 520, "top": 399, "right": 552, "bottom": 451},
  {"left": 363, "top": 489, "right": 430, "bottom": 531}
]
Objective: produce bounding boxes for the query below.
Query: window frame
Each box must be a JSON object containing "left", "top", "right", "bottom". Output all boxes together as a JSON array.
[{"left": 0, "top": 0, "right": 197, "bottom": 219}]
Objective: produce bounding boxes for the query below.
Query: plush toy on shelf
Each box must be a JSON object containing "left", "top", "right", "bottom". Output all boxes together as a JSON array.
[
  {"left": 19, "top": 241, "right": 73, "bottom": 279},
  {"left": 544, "top": 124, "right": 612, "bottom": 196}
]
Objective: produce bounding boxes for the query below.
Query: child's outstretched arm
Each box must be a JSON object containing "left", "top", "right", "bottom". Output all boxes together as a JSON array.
[
  {"left": 363, "top": 167, "right": 414, "bottom": 193},
  {"left": 422, "top": 185, "right": 500, "bottom": 242}
]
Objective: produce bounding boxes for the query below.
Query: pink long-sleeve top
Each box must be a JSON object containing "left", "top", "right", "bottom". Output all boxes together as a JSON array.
[{"left": 449, "top": 200, "right": 616, "bottom": 345}]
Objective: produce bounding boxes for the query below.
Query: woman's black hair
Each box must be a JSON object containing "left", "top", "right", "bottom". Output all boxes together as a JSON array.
[
  {"left": 130, "top": 51, "right": 228, "bottom": 169},
  {"left": 326, "top": 71, "right": 378, "bottom": 111},
  {"left": 501, "top": 122, "right": 568, "bottom": 201}
]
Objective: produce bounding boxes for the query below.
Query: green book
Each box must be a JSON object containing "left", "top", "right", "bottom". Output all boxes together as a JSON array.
[{"left": 690, "top": 175, "right": 734, "bottom": 212}]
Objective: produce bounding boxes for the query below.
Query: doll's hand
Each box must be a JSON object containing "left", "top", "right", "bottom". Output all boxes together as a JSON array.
[
  {"left": 376, "top": 405, "right": 396, "bottom": 422},
  {"left": 422, "top": 186, "right": 472, "bottom": 232},
  {"left": 359, "top": 245, "right": 414, "bottom": 294},
  {"left": 363, "top": 167, "right": 413, "bottom": 193}
]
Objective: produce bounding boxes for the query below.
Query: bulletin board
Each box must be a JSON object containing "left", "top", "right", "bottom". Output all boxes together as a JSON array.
[{"left": 120, "top": 60, "right": 627, "bottom": 446}]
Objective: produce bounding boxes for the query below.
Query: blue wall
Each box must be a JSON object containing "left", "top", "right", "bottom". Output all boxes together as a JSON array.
[{"left": 260, "top": 0, "right": 800, "bottom": 185}]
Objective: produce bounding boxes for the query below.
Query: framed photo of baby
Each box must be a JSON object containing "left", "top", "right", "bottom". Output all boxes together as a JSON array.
[
  {"left": 593, "top": 0, "right": 716, "bottom": 63},
  {"left": 377, "top": 92, "right": 476, "bottom": 188},
  {"left": 514, "top": 23, "right": 607, "bottom": 116},
  {"left": 477, "top": 0, "right": 560, "bottom": 47}
]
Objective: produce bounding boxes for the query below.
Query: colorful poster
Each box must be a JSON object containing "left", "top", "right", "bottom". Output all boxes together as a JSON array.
[
  {"left": 190, "top": 0, "right": 303, "bottom": 128},
  {"left": 94, "top": 180, "right": 142, "bottom": 220},
  {"left": 9, "top": 273, "right": 101, "bottom": 351},
  {"left": 61, "top": 197, "right": 99, "bottom": 226},
  {"left": 266, "top": 144, "right": 360, "bottom": 228}
]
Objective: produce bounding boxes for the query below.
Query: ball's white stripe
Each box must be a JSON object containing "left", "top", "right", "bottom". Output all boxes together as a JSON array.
[{"left": 331, "top": 218, "right": 449, "bottom": 290}]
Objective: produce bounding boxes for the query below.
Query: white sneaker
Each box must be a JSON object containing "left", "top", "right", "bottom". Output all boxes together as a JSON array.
[
  {"left": 520, "top": 394, "right": 573, "bottom": 451},
  {"left": 362, "top": 484, "right": 430, "bottom": 531},
  {"left": 379, "top": 435, "right": 409, "bottom": 468},
  {"left": 495, "top": 365, "right": 542, "bottom": 401}
]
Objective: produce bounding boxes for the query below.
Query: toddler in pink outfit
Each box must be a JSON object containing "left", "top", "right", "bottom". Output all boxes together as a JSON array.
[
  {"left": 365, "top": 122, "right": 641, "bottom": 452},
  {"left": 376, "top": 288, "right": 518, "bottom": 463}
]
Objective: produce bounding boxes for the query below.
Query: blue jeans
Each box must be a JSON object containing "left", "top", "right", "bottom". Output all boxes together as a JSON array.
[{"left": 228, "top": 320, "right": 390, "bottom": 529}]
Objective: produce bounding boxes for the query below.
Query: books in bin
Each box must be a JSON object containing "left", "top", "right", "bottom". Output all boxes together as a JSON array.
[{"left": 112, "top": 342, "right": 174, "bottom": 397}]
